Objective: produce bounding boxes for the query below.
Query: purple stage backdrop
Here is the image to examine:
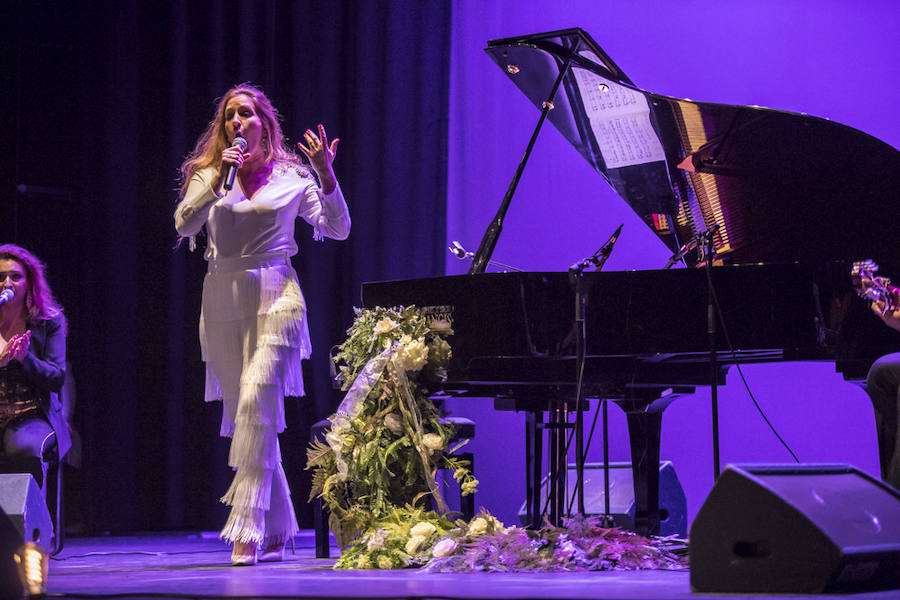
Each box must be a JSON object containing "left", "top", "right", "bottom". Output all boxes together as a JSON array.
[{"left": 445, "top": 1, "right": 900, "bottom": 527}]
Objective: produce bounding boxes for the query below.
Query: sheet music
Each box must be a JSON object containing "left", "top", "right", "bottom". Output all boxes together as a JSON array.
[{"left": 573, "top": 52, "right": 665, "bottom": 168}]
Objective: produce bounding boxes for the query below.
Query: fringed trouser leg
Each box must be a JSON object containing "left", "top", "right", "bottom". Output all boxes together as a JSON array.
[
  {"left": 219, "top": 358, "right": 300, "bottom": 545},
  {"left": 201, "top": 257, "right": 308, "bottom": 547}
]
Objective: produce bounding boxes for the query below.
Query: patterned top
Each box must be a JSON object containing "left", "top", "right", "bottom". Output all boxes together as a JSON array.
[{"left": 0, "top": 362, "right": 41, "bottom": 428}]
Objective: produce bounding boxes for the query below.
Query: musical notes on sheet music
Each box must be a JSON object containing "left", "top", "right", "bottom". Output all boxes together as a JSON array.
[{"left": 573, "top": 51, "right": 665, "bottom": 169}]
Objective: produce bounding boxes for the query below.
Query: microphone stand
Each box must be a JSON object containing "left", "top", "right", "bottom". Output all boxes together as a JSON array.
[
  {"left": 664, "top": 225, "right": 723, "bottom": 481},
  {"left": 568, "top": 224, "right": 622, "bottom": 523},
  {"left": 697, "top": 225, "right": 722, "bottom": 481},
  {"left": 663, "top": 225, "right": 722, "bottom": 479},
  {"left": 469, "top": 62, "right": 570, "bottom": 275},
  {"left": 448, "top": 241, "right": 523, "bottom": 272}
]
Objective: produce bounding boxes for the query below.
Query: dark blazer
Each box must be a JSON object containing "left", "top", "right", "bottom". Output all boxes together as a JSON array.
[{"left": 17, "top": 314, "right": 71, "bottom": 459}]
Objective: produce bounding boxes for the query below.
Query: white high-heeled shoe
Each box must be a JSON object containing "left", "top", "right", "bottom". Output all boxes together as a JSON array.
[
  {"left": 231, "top": 540, "right": 258, "bottom": 566},
  {"left": 259, "top": 542, "right": 284, "bottom": 563}
]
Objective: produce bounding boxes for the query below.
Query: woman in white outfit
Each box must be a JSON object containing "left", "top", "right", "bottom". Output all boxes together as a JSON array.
[{"left": 175, "top": 83, "right": 350, "bottom": 566}]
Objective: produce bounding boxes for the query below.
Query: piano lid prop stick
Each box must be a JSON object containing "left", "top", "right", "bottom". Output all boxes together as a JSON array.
[{"left": 469, "top": 60, "right": 570, "bottom": 274}]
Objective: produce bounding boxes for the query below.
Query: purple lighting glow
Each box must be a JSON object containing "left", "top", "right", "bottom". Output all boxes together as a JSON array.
[{"left": 445, "top": 0, "right": 900, "bottom": 527}]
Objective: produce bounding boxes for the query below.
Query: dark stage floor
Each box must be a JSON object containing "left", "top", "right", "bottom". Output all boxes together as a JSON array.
[{"left": 42, "top": 531, "right": 900, "bottom": 600}]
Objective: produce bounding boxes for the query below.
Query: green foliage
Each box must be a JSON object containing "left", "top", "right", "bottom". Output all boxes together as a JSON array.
[
  {"left": 306, "top": 307, "right": 682, "bottom": 574},
  {"left": 334, "top": 505, "right": 458, "bottom": 569},
  {"left": 306, "top": 306, "right": 478, "bottom": 551}
]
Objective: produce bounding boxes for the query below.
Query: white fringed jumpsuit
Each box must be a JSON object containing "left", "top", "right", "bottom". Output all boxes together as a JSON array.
[{"left": 175, "top": 163, "right": 351, "bottom": 546}]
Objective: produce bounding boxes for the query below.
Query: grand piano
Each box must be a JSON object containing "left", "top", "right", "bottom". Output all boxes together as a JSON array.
[{"left": 362, "top": 29, "right": 900, "bottom": 535}]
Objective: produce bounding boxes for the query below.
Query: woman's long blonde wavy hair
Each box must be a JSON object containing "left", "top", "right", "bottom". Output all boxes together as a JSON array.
[{"left": 178, "top": 83, "right": 304, "bottom": 196}]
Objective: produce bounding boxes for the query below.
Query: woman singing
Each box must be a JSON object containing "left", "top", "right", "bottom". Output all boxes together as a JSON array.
[
  {"left": 0, "top": 244, "right": 70, "bottom": 490},
  {"left": 175, "top": 84, "right": 350, "bottom": 565}
]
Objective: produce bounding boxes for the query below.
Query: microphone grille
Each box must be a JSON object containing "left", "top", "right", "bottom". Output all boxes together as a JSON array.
[{"left": 232, "top": 136, "right": 248, "bottom": 150}]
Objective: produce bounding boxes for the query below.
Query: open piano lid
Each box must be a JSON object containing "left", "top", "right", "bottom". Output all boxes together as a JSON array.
[{"left": 485, "top": 28, "right": 900, "bottom": 269}]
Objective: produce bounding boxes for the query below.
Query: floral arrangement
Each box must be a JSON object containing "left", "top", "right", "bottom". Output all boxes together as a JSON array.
[
  {"left": 333, "top": 505, "right": 460, "bottom": 569},
  {"left": 308, "top": 305, "right": 684, "bottom": 573},
  {"left": 335, "top": 505, "right": 684, "bottom": 572},
  {"left": 424, "top": 515, "right": 686, "bottom": 572},
  {"left": 307, "top": 306, "right": 478, "bottom": 550}
]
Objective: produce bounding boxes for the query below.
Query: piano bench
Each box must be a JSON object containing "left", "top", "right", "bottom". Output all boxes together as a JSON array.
[{"left": 309, "top": 415, "right": 477, "bottom": 558}]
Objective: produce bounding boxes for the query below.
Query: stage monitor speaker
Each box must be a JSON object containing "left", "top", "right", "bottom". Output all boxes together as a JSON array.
[
  {"left": 1, "top": 503, "right": 25, "bottom": 600},
  {"left": 517, "top": 461, "right": 687, "bottom": 537},
  {"left": 0, "top": 474, "right": 52, "bottom": 551},
  {"left": 690, "top": 463, "right": 900, "bottom": 594}
]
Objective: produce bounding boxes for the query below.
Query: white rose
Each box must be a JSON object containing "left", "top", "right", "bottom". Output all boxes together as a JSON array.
[
  {"left": 405, "top": 535, "right": 426, "bottom": 554},
  {"left": 373, "top": 317, "right": 399, "bottom": 334},
  {"left": 431, "top": 537, "right": 458, "bottom": 557},
  {"left": 383, "top": 413, "right": 403, "bottom": 435},
  {"left": 396, "top": 335, "right": 428, "bottom": 372},
  {"left": 467, "top": 517, "right": 488, "bottom": 536},
  {"left": 428, "top": 337, "right": 452, "bottom": 366},
  {"left": 422, "top": 433, "right": 444, "bottom": 453},
  {"left": 377, "top": 554, "right": 393, "bottom": 569},
  {"left": 410, "top": 522, "right": 436, "bottom": 538}
]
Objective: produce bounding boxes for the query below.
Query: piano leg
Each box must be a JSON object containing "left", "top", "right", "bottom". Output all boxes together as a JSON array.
[
  {"left": 546, "top": 406, "right": 569, "bottom": 526},
  {"left": 616, "top": 389, "right": 686, "bottom": 537},
  {"left": 624, "top": 411, "right": 664, "bottom": 537},
  {"left": 525, "top": 410, "right": 543, "bottom": 529}
]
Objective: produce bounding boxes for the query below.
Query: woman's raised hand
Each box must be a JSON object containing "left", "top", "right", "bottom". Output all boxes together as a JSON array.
[
  {"left": 297, "top": 124, "right": 339, "bottom": 194},
  {"left": 297, "top": 124, "right": 339, "bottom": 170}
]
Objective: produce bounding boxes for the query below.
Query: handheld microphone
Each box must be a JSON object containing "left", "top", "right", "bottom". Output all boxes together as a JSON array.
[
  {"left": 223, "top": 136, "right": 248, "bottom": 191},
  {"left": 0, "top": 288, "right": 13, "bottom": 306}
]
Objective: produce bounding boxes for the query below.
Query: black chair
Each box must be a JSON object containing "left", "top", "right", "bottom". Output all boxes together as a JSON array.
[
  {"left": 40, "top": 428, "right": 64, "bottom": 555},
  {"left": 309, "top": 415, "right": 476, "bottom": 558},
  {"left": 0, "top": 379, "right": 70, "bottom": 556}
]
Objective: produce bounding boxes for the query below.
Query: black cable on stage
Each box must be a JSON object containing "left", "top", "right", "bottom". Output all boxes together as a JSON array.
[
  {"left": 546, "top": 265, "right": 802, "bottom": 521},
  {"left": 705, "top": 266, "right": 800, "bottom": 463}
]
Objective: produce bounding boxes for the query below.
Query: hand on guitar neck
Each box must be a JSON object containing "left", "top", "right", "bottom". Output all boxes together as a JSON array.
[{"left": 853, "top": 260, "right": 900, "bottom": 332}]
